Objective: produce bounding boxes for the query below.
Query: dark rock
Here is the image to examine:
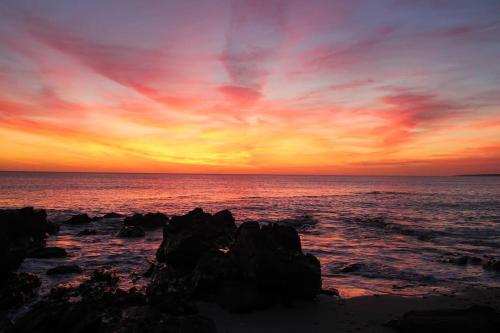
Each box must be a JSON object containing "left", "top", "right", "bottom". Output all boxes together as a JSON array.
[
  {"left": 386, "top": 305, "right": 500, "bottom": 333},
  {"left": 320, "top": 287, "right": 340, "bottom": 297},
  {"left": 211, "top": 209, "right": 236, "bottom": 229},
  {"left": 147, "top": 264, "right": 197, "bottom": 315},
  {"left": 89, "top": 268, "right": 119, "bottom": 285},
  {"left": 149, "top": 208, "right": 321, "bottom": 313},
  {"left": 192, "top": 250, "right": 237, "bottom": 299},
  {"left": 12, "top": 261, "right": 215, "bottom": 333},
  {"left": 0, "top": 272, "right": 41, "bottom": 312},
  {"left": 441, "top": 255, "right": 484, "bottom": 266},
  {"left": 77, "top": 228, "right": 97, "bottom": 236},
  {"left": 13, "top": 298, "right": 103, "bottom": 332},
  {"left": 230, "top": 222, "right": 321, "bottom": 301},
  {"left": 65, "top": 213, "right": 92, "bottom": 225},
  {"left": 142, "top": 262, "right": 156, "bottom": 278},
  {"left": 0, "top": 207, "right": 55, "bottom": 280},
  {"left": 156, "top": 208, "right": 236, "bottom": 270},
  {"left": 339, "top": 263, "right": 364, "bottom": 273},
  {"left": 483, "top": 259, "right": 500, "bottom": 272},
  {"left": 27, "top": 246, "right": 67, "bottom": 258},
  {"left": 47, "top": 264, "right": 82, "bottom": 275},
  {"left": 103, "top": 212, "right": 123, "bottom": 219},
  {"left": 124, "top": 212, "right": 168, "bottom": 229},
  {"left": 117, "top": 225, "right": 145, "bottom": 238},
  {"left": 469, "top": 256, "right": 483, "bottom": 265}
]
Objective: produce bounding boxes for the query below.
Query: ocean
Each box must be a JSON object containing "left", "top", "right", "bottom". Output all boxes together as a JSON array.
[{"left": 1, "top": 172, "right": 499, "bottom": 297}]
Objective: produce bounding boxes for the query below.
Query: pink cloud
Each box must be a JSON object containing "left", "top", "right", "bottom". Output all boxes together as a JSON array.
[
  {"left": 371, "top": 92, "right": 462, "bottom": 147},
  {"left": 218, "top": 85, "right": 262, "bottom": 107}
]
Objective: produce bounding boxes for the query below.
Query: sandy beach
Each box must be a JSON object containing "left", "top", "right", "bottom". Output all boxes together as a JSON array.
[{"left": 201, "top": 287, "right": 500, "bottom": 332}]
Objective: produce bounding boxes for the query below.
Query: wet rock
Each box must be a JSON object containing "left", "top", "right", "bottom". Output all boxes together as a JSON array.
[
  {"left": 0, "top": 272, "right": 41, "bottom": 312},
  {"left": 13, "top": 298, "right": 103, "bottom": 332},
  {"left": 320, "top": 287, "right": 340, "bottom": 297},
  {"left": 47, "top": 264, "right": 82, "bottom": 275},
  {"left": 0, "top": 207, "right": 56, "bottom": 280},
  {"left": 192, "top": 250, "right": 237, "bottom": 299},
  {"left": 386, "top": 305, "right": 500, "bottom": 333},
  {"left": 89, "top": 268, "right": 119, "bottom": 285},
  {"left": 142, "top": 262, "right": 156, "bottom": 278},
  {"left": 27, "top": 246, "right": 67, "bottom": 258},
  {"left": 156, "top": 208, "right": 236, "bottom": 270},
  {"left": 12, "top": 281, "right": 147, "bottom": 333},
  {"left": 483, "top": 259, "right": 500, "bottom": 272},
  {"left": 230, "top": 222, "right": 321, "bottom": 301},
  {"left": 147, "top": 264, "right": 198, "bottom": 315},
  {"left": 441, "top": 255, "right": 484, "bottom": 266},
  {"left": 124, "top": 212, "right": 168, "bottom": 229},
  {"left": 149, "top": 209, "right": 321, "bottom": 313},
  {"left": 77, "top": 228, "right": 98, "bottom": 236},
  {"left": 118, "top": 225, "right": 145, "bottom": 238},
  {"left": 340, "top": 263, "right": 365, "bottom": 273},
  {"left": 65, "top": 213, "right": 92, "bottom": 225}
]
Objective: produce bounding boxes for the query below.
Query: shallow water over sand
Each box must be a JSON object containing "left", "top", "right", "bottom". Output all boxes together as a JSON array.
[{"left": 1, "top": 172, "right": 500, "bottom": 297}]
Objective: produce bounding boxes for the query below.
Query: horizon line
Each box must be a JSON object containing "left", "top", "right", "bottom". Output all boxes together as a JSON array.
[{"left": 1, "top": 170, "right": 498, "bottom": 177}]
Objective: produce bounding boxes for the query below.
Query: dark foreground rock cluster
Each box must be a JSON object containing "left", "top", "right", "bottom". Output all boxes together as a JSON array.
[
  {"left": 8, "top": 268, "right": 216, "bottom": 333},
  {"left": 148, "top": 208, "right": 322, "bottom": 313},
  {"left": 1, "top": 207, "right": 322, "bottom": 332}
]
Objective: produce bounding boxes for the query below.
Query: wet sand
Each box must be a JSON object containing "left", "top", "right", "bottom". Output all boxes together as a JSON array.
[{"left": 200, "top": 287, "right": 500, "bottom": 333}]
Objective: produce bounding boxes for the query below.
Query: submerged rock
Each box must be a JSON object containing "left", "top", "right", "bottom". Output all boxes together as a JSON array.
[
  {"left": 27, "top": 246, "right": 67, "bottom": 259},
  {"left": 89, "top": 268, "right": 119, "bottom": 284},
  {"left": 65, "top": 213, "right": 92, "bottom": 225},
  {"left": 482, "top": 259, "right": 500, "bottom": 272},
  {"left": 118, "top": 225, "right": 145, "bottom": 238},
  {"left": 124, "top": 212, "right": 168, "bottom": 229},
  {"left": 47, "top": 265, "right": 82, "bottom": 275},
  {"left": 339, "top": 262, "right": 365, "bottom": 273},
  {"left": 386, "top": 305, "right": 500, "bottom": 333},
  {"left": 77, "top": 229, "right": 98, "bottom": 236},
  {"left": 441, "top": 255, "right": 483, "bottom": 266}
]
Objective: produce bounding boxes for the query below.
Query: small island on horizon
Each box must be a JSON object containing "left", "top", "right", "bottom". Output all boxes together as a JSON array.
[{"left": 456, "top": 174, "right": 500, "bottom": 177}]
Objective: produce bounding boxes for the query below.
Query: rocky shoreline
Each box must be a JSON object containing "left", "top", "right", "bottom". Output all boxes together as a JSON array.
[{"left": 1, "top": 207, "right": 500, "bottom": 332}]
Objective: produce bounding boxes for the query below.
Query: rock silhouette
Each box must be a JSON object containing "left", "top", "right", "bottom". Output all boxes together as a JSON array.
[
  {"left": 65, "top": 213, "right": 92, "bottom": 225},
  {"left": 148, "top": 208, "right": 321, "bottom": 313},
  {"left": 117, "top": 225, "right": 146, "bottom": 238},
  {"left": 0, "top": 207, "right": 58, "bottom": 281},
  {"left": 124, "top": 212, "right": 168, "bottom": 229}
]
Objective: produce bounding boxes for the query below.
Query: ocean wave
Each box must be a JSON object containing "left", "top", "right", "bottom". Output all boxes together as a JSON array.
[
  {"left": 243, "top": 213, "right": 319, "bottom": 230},
  {"left": 276, "top": 214, "right": 319, "bottom": 229},
  {"left": 340, "top": 215, "right": 447, "bottom": 241},
  {"left": 328, "top": 262, "right": 437, "bottom": 283}
]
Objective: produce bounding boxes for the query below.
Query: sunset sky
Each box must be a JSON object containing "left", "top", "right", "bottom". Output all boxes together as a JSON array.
[{"left": 1, "top": 0, "right": 499, "bottom": 175}]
